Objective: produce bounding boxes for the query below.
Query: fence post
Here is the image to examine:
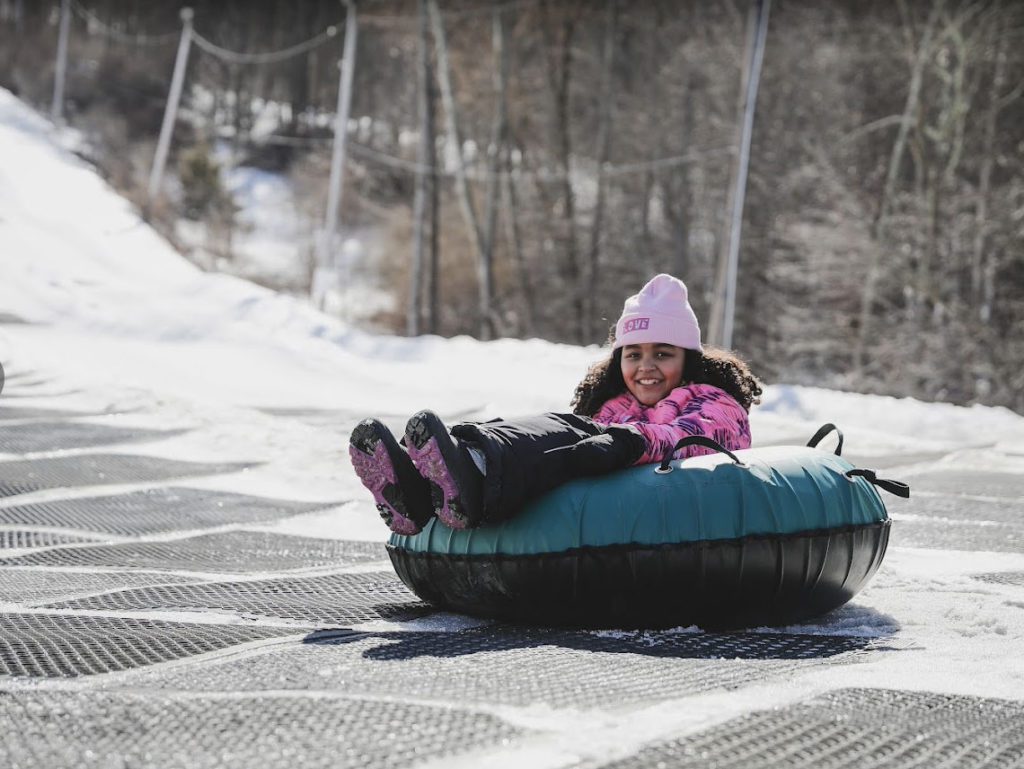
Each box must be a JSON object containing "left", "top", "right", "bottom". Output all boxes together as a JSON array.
[
  {"left": 314, "top": 0, "right": 358, "bottom": 310},
  {"left": 50, "top": 0, "right": 71, "bottom": 122},
  {"left": 147, "top": 7, "right": 194, "bottom": 206}
]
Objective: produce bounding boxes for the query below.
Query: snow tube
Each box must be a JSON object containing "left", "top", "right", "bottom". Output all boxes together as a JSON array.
[{"left": 387, "top": 426, "right": 903, "bottom": 629}]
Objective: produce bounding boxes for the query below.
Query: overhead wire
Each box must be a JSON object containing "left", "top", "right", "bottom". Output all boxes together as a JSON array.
[
  {"left": 242, "top": 133, "right": 734, "bottom": 181},
  {"left": 69, "top": 1, "right": 734, "bottom": 181},
  {"left": 359, "top": 0, "right": 540, "bottom": 28},
  {"left": 191, "top": 26, "right": 340, "bottom": 66},
  {"left": 71, "top": 1, "right": 342, "bottom": 60}
]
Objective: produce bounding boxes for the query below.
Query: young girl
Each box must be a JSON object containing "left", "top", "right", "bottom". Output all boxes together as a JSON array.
[{"left": 349, "top": 274, "right": 762, "bottom": 534}]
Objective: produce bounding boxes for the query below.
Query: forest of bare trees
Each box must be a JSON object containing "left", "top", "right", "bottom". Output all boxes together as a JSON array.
[{"left": 2, "top": 0, "right": 1022, "bottom": 412}]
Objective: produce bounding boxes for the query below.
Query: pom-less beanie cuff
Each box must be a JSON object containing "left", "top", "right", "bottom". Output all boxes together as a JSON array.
[
  {"left": 614, "top": 311, "right": 701, "bottom": 351},
  {"left": 612, "top": 274, "right": 703, "bottom": 352}
]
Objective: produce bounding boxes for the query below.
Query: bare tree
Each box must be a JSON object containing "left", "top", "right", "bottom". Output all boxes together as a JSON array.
[
  {"left": 408, "top": 0, "right": 432, "bottom": 336},
  {"left": 974, "top": 2, "right": 1011, "bottom": 324},
  {"left": 539, "top": 2, "right": 584, "bottom": 343},
  {"left": 427, "top": 0, "right": 492, "bottom": 339},
  {"left": 482, "top": 1, "right": 509, "bottom": 335},
  {"left": 854, "top": 0, "right": 943, "bottom": 373},
  {"left": 584, "top": 0, "right": 617, "bottom": 340}
]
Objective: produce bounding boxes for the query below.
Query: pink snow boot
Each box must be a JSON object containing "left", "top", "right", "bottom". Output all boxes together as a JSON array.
[
  {"left": 405, "top": 410, "right": 485, "bottom": 530},
  {"left": 349, "top": 419, "right": 434, "bottom": 535}
]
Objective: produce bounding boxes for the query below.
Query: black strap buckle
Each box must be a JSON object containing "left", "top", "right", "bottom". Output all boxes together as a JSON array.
[{"left": 846, "top": 468, "right": 911, "bottom": 498}]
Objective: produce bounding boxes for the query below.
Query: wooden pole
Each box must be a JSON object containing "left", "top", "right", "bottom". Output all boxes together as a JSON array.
[
  {"left": 316, "top": 0, "right": 358, "bottom": 310},
  {"left": 721, "top": 0, "right": 770, "bottom": 349},
  {"left": 708, "top": 0, "right": 770, "bottom": 349},
  {"left": 712, "top": 0, "right": 770, "bottom": 348},
  {"left": 147, "top": 8, "right": 194, "bottom": 204}
]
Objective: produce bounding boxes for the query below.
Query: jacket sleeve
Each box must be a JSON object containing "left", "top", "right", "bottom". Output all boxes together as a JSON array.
[
  {"left": 592, "top": 392, "right": 633, "bottom": 425},
  {"left": 631, "top": 385, "right": 752, "bottom": 465}
]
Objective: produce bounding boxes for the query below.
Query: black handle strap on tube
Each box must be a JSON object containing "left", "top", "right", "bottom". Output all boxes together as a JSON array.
[
  {"left": 657, "top": 436, "right": 743, "bottom": 473},
  {"left": 807, "top": 423, "right": 844, "bottom": 456},
  {"left": 847, "top": 468, "right": 911, "bottom": 498}
]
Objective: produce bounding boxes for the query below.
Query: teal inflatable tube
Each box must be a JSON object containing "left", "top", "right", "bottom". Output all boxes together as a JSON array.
[{"left": 388, "top": 443, "right": 893, "bottom": 629}]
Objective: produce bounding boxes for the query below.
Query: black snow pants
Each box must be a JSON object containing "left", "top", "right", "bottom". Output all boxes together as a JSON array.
[{"left": 450, "top": 413, "right": 608, "bottom": 524}]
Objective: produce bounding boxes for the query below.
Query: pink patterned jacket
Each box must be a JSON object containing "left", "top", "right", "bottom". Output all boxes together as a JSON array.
[{"left": 592, "top": 384, "right": 752, "bottom": 465}]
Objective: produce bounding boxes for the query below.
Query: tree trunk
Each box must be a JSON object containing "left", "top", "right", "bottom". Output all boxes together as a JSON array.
[
  {"left": 408, "top": 0, "right": 433, "bottom": 336},
  {"left": 974, "top": 6, "right": 1007, "bottom": 323},
  {"left": 503, "top": 152, "right": 534, "bottom": 336},
  {"left": 585, "top": 0, "right": 617, "bottom": 341},
  {"left": 427, "top": 0, "right": 491, "bottom": 339},
  {"left": 428, "top": 77, "right": 441, "bottom": 336},
  {"left": 484, "top": 8, "right": 530, "bottom": 335},
  {"left": 481, "top": 1, "right": 508, "bottom": 336},
  {"left": 640, "top": 163, "right": 655, "bottom": 276},
  {"left": 541, "top": 7, "right": 584, "bottom": 343}
]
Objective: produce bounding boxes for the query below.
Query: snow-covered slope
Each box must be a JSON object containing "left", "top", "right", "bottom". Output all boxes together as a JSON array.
[{"left": 2, "top": 86, "right": 1024, "bottom": 716}]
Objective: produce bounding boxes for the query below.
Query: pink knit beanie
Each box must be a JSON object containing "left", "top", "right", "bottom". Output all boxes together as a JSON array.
[{"left": 613, "top": 274, "right": 703, "bottom": 351}]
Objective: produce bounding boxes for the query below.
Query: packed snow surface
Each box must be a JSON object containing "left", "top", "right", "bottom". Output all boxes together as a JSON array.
[{"left": 2, "top": 87, "right": 1024, "bottom": 765}]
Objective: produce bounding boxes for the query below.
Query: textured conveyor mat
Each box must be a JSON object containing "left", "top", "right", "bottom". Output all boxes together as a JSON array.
[
  {"left": 0, "top": 569, "right": 202, "bottom": 606},
  {"left": 49, "top": 571, "right": 430, "bottom": 625},
  {"left": 0, "top": 613, "right": 297, "bottom": 677},
  {"left": 0, "top": 487, "right": 338, "bottom": 535},
  {"left": 136, "top": 628, "right": 884, "bottom": 709},
  {"left": 2, "top": 376, "right": 51, "bottom": 389},
  {"left": 0, "top": 454, "right": 252, "bottom": 498},
  {"left": 0, "top": 388, "right": 79, "bottom": 399},
  {"left": 0, "top": 421, "right": 186, "bottom": 454},
  {"left": 0, "top": 405, "right": 89, "bottom": 421},
  {"left": 0, "top": 691, "right": 523, "bottom": 769},
  {"left": 0, "top": 531, "right": 387, "bottom": 572},
  {"left": 901, "top": 470, "right": 1024, "bottom": 499},
  {"left": 0, "top": 530, "right": 102, "bottom": 549},
  {"left": 580, "top": 687, "right": 1024, "bottom": 769},
  {"left": 0, "top": 385, "right": 80, "bottom": 397},
  {"left": 973, "top": 571, "right": 1024, "bottom": 587},
  {"left": 892, "top": 518, "right": 1024, "bottom": 554}
]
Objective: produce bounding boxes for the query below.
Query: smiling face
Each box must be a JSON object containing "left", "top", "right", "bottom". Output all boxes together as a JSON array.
[{"left": 620, "top": 343, "right": 686, "bottom": 406}]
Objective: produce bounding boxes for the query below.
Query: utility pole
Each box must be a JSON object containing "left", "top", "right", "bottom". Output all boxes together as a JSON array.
[
  {"left": 708, "top": 0, "right": 770, "bottom": 349},
  {"left": 147, "top": 8, "right": 194, "bottom": 206},
  {"left": 315, "top": 0, "right": 358, "bottom": 311},
  {"left": 50, "top": 0, "right": 71, "bottom": 122}
]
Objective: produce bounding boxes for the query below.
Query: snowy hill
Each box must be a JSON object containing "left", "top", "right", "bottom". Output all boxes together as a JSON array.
[
  {"left": 2, "top": 87, "right": 1021, "bottom": 449},
  {"left": 2, "top": 83, "right": 1024, "bottom": 730}
]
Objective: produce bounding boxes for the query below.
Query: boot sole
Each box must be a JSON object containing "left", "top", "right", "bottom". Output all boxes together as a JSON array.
[
  {"left": 405, "top": 411, "right": 479, "bottom": 530},
  {"left": 349, "top": 419, "right": 424, "bottom": 535}
]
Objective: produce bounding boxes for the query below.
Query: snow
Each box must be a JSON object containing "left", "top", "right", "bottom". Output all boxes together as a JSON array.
[
  {"left": 760, "top": 383, "right": 1024, "bottom": 455},
  {"left": 2, "top": 85, "right": 1024, "bottom": 758}
]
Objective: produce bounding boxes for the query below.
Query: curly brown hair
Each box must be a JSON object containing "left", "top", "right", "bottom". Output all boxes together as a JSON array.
[{"left": 571, "top": 342, "right": 763, "bottom": 417}]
